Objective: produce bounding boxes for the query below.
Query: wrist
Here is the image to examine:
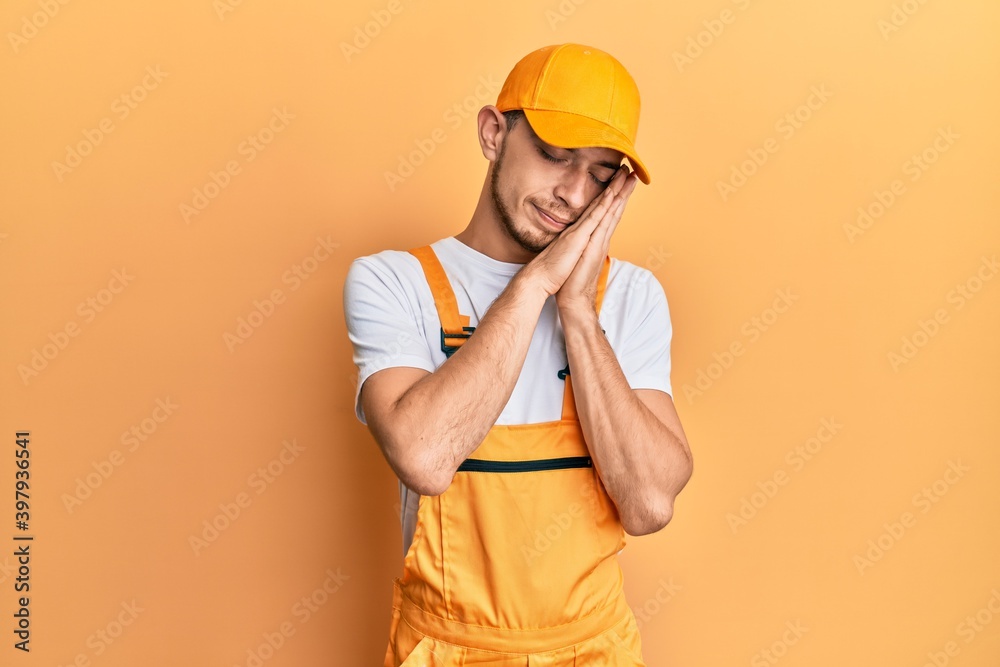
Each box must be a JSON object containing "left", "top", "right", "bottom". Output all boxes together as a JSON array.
[
  {"left": 557, "top": 298, "right": 599, "bottom": 325},
  {"left": 510, "top": 266, "right": 552, "bottom": 310}
]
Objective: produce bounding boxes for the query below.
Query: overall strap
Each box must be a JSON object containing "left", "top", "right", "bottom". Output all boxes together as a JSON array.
[
  {"left": 561, "top": 255, "right": 612, "bottom": 421},
  {"left": 408, "top": 245, "right": 472, "bottom": 356}
]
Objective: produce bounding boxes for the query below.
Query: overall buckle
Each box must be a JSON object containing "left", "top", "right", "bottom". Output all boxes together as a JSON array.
[{"left": 440, "top": 327, "right": 476, "bottom": 358}]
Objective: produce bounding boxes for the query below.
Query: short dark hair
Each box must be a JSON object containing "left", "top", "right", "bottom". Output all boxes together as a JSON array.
[{"left": 502, "top": 109, "right": 525, "bottom": 132}]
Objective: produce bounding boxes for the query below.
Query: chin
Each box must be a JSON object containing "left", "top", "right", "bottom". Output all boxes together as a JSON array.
[
  {"left": 511, "top": 226, "right": 552, "bottom": 255},
  {"left": 522, "top": 220, "right": 557, "bottom": 249}
]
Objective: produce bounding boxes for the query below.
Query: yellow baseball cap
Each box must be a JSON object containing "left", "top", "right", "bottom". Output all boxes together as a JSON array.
[{"left": 496, "top": 43, "right": 650, "bottom": 185}]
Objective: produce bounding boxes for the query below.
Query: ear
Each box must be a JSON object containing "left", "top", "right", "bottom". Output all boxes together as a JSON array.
[{"left": 477, "top": 106, "right": 508, "bottom": 162}]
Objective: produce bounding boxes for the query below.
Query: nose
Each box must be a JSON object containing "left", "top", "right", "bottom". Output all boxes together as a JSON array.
[{"left": 550, "top": 168, "right": 591, "bottom": 216}]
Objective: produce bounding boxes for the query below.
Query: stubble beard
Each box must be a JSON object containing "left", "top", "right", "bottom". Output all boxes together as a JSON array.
[{"left": 489, "top": 136, "right": 556, "bottom": 255}]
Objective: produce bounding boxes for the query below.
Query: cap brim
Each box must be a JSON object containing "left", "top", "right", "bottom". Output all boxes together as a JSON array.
[{"left": 523, "top": 108, "right": 651, "bottom": 185}]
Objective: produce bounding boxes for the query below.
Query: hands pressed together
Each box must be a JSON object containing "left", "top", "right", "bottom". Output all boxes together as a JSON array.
[{"left": 523, "top": 165, "right": 639, "bottom": 313}]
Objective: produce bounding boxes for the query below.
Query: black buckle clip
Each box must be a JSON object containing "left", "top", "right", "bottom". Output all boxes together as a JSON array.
[{"left": 441, "top": 327, "right": 476, "bottom": 358}]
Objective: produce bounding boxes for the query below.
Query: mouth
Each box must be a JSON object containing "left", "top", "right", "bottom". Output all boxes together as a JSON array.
[{"left": 533, "top": 204, "right": 570, "bottom": 231}]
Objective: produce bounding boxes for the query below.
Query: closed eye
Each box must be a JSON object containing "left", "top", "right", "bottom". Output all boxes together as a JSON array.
[
  {"left": 537, "top": 147, "right": 613, "bottom": 187},
  {"left": 537, "top": 146, "right": 565, "bottom": 164}
]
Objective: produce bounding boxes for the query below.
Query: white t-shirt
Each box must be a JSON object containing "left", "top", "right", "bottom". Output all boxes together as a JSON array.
[{"left": 343, "top": 235, "right": 673, "bottom": 555}]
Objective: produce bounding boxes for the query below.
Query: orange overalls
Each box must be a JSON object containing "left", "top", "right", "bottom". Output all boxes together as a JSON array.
[{"left": 383, "top": 245, "right": 646, "bottom": 666}]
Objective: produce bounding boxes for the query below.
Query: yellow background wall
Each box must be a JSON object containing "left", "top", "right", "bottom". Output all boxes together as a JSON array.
[{"left": 2, "top": 0, "right": 998, "bottom": 664}]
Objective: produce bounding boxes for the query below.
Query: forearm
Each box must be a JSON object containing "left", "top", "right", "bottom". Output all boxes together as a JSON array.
[
  {"left": 392, "top": 271, "right": 548, "bottom": 493},
  {"left": 560, "top": 305, "right": 692, "bottom": 534}
]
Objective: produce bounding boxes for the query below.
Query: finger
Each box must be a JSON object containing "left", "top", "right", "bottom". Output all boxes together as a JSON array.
[
  {"left": 603, "top": 171, "right": 635, "bottom": 222},
  {"left": 569, "top": 185, "right": 617, "bottom": 238},
  {"left": 606, "top": 165, "right": 630, "bottom": 197},
  {"left": 596, "top": 196, "right": 624, "bottom": 250},
  {"left": 579, "top": 166, "right": 630, "bottom": 220},
  {"left": 552, "top": 167, "right": 631, "bottom": 253},
  {"left": 602, "top": 174, "right": 638, "bottom": 245},
  {"left": 575, "top": 168, "right": 626, "bottom": 230},
  {"left": 542, "top": 191, "right": 614, "bottom": 270},
  {"left": 604, "top": 196, "right": 627, "bottom": 245},
  {"left": 619, "top": 170, "right": 638, "bottom": 199},
  {"left": 580, "top": 189, "right": 623, "bottom": 257},
  {"left": 600, "top": 179, "right": 623, "bottom": 239}
]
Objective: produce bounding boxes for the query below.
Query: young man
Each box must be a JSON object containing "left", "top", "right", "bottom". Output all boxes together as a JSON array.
[{"left": 345, "top": 43, "right": 693, "bottom": 666}]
